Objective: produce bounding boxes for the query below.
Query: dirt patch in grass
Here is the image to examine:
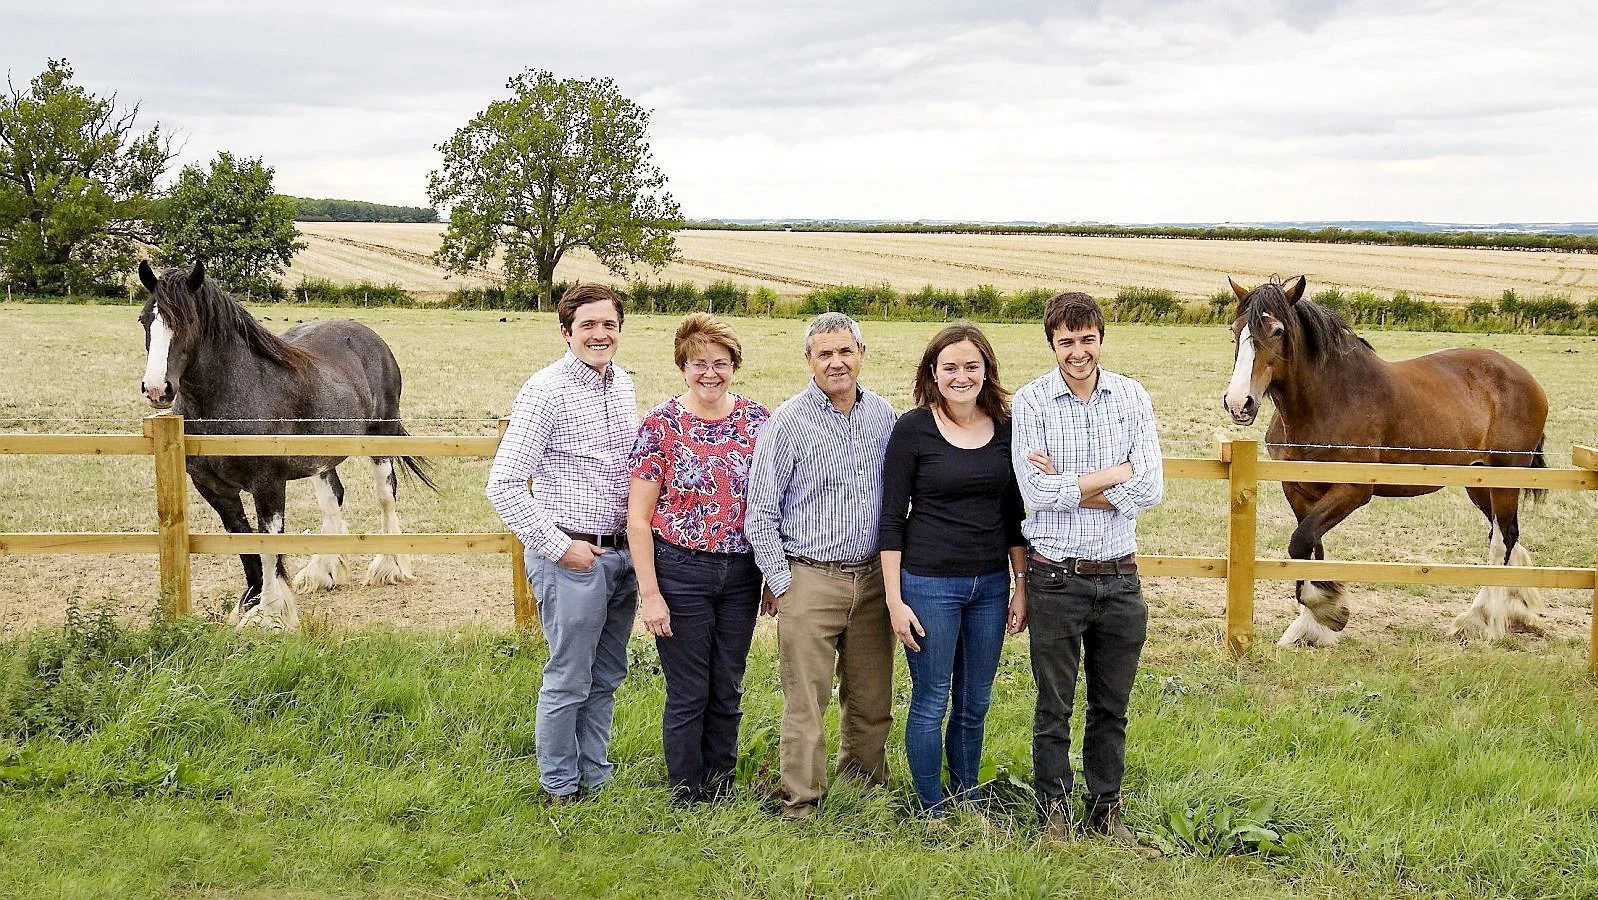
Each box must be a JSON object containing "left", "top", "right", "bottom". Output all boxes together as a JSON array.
[{"left": 3, "top": 556, "right": 1588, "bottom": 654}]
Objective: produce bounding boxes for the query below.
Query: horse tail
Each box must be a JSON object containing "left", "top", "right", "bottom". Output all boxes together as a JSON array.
[
  {"left": 1523, "top": 435, "right": 1547, "bottom": 508},
  {"left": 390, "top": 422, "right": 439, "bottom": 492}
]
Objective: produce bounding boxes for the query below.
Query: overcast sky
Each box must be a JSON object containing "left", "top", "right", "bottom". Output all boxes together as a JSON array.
[{"left": 5, "top": 0, "right": 1594, "bottom": 223}]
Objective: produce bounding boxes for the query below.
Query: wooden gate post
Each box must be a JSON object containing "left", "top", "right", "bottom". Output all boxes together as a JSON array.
[
  {"left": 499, "top": 417, "right": 537, "bottom": 633},
  {"left": 145, "top": 413, "right": 190, "bottom": 619},
  {"left": 1226, "top": 439, "right": 1259, "bottom": 656}
]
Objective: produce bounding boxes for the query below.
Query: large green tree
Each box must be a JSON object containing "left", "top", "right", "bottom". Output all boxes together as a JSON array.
[
  {"left": 153, "top": 152, "right": 303, "bottom": 298},
  {"left": 427, "top": 69, "right": 681, "bottom": 310},
  {"left": 0, "top": 59, "right": 171, "bottom": 295}
]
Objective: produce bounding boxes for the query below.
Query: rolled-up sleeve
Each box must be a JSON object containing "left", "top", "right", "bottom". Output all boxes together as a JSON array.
[
  {"left": 486, "top": 379, "right": 572, "bottom": 562},
  {"left": 745, "top": 418, "right": 795, "bottom": 596},
  {"left": 1099, "top": 385, "right": 1164, "bottom": 519},
  {"left": 1011, "top": 387, "right": 1082, "bottom": 512}
]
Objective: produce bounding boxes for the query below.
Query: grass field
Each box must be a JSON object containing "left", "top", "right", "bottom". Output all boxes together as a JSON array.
[
  {"left": 288, "top": 222, "right": 1598, "bottom": 305},
  {"left": 1, "top": 610, "right": 1595, "bottom": 897},
  {"left": 1, "top": 302, "right": 1594, "bottom": 643},
  {"left": 1, "top": 303, "right": 1596, "bottom": 897}
]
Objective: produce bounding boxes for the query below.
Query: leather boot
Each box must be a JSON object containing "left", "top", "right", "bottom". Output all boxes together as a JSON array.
[{"left": 1086, "top": 803, "right": 1163, "bottom": 858}]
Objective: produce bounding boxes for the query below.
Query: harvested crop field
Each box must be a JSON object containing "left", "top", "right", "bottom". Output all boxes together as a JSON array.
[{"left": 288, "top": 222, "right": 1598, "bottom": 304}]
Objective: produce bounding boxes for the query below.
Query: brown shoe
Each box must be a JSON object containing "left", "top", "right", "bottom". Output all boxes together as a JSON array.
[
  {"left": 1086, "top": 804, "right": 1163, "bottom": 859},
  {"left": 545, "top": 789, "right": 581, "bottom": 806},
  {"left": 1042, "top": 810, "right": 1076, "bottom": 843},
  {"left": 780, "top": 801, "right": 819, "bottom": 821}
]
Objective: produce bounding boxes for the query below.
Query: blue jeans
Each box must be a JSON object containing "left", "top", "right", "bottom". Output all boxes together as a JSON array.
[
  {"left": 900, "top": 570, "right": 1010, "bottom": 816},
  {"left": 652, "top": 541, "right": 762, "bottom": 802},
  {"left": 528, "top": 548, "right": 638, "bottom": 797}
]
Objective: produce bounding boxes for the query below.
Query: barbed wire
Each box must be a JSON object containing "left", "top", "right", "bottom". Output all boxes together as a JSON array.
[
  {"left": 0, "top": 415, "right": 502, "bottom": 425},
  {"left": 1260, "top": 441, "right": 1554, "bottom": 456},
  {"left": 0, "top": 418, "right": 1582, "bottom": 457}
]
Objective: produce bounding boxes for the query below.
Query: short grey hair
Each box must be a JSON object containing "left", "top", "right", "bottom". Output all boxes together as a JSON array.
[{"left": 803, "top": 312, "right": 864, "bottom": 355}]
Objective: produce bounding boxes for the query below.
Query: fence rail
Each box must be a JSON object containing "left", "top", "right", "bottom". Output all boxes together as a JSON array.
[{"left": 1, "top": 418, "right": 1594, "bottom": 670}]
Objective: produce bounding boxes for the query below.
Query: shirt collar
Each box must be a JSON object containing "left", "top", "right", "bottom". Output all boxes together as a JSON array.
[
  {"left": 1046, "top": 366, "right": 1113, "bottom": 403},
  {"left": 805, "top": 378, "right": 864, "bottom": 411},
  {"left": 560, "top": 350, "right": 615, "bottom": 388}
]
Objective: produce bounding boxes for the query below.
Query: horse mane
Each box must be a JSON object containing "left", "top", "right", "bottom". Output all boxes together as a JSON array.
[
  {"left": 151, "top": 269, "right": 313, "bottom": 369},
  {"left": 1243, "top": 277, "right": 1371, "bottom": 363}
]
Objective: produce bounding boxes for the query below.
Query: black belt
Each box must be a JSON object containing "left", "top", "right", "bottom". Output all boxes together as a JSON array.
[
  {"left": 1028, "top": 551, "right": 1136, "bottom": 576},
  {"left": 560, "top": 528, "right": 628, "bottom": 549}
]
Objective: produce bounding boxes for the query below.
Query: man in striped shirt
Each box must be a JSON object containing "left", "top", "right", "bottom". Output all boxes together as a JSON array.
[
  {"left": 745, "top": 312, "right": 897, "bottom": 819},
  {"left": 487, "top": 283, "right": 639, "bottom": 804},
  {"left": 1011, "top": 292, "right": 1164, "bottom": 856}
]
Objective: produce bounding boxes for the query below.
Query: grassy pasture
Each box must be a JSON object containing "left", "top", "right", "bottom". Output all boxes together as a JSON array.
[
  {"left": 1, "top": 612, "right": 1596, "bottom": 897},
  {"left": 0, "top": 303, "right": 1595, "bottom": 639},
  {"left": 289, "top": 222, "right": 1598, "bottom": 305},
  {"left": 1, "top": 303, "right": 1596, "bottom": 897}
]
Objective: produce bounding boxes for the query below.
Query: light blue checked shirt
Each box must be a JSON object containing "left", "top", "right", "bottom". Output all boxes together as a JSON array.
[
  {"left": 1010, "top": 367, "right": 1163, "bottom": 562},
  {"left": 745, "top": 380, "right": 896, "bottom": 597}
]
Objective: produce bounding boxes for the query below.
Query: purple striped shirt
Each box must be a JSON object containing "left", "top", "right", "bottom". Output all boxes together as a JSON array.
[{"left": 487, "top": 351, "right": 638, "bottom": 561}]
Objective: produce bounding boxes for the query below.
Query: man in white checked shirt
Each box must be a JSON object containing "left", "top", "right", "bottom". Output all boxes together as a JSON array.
[
  {"left": 1011, "top": 292, "right": 1164, "bottom": 856},
  {"left": 487, "top": 283, "right": 639, "bottom": 804}
]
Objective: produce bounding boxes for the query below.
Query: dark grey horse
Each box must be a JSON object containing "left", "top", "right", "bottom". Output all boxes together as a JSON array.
[{"left": 137, "top": 260, "right": 434, "bottom": 629}]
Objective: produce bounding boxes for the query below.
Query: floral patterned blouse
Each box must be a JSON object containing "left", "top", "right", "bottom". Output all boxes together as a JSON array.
[{"left": 628, "top": 394, "right": 771, "bottom": 554}]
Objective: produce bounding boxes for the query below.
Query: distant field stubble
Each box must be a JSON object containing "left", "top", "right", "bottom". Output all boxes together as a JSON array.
[
  {"left": 1, "top": 303, "right": 1594, "bottom": 643},
  {"left": 287, "top": 222, "right": 1598, "bottom": 305}
]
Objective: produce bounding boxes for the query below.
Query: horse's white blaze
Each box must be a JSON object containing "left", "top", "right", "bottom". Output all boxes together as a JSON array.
[
  {"left": 365, "top": 458, "right": 417, "bottom": 585},
  {"left": 1223, "top": 326, "right": 1258, "bottom": 417},
  {"left": 295, "top": 472, "right": 350, "bottom": 593},
  {"left": 142, "top": 311, "right": 172, "bottom": 401}
]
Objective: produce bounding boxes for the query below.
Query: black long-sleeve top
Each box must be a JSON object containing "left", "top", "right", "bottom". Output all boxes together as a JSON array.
[{"left": 877, "top": 407, "right": 1026, "bottom": 577}]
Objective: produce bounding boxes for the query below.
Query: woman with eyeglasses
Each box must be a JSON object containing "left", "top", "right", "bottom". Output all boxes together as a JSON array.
[
  {"left": 627, "top": 312, "right": 772, "bottom": 804},
  {"left": 878, "top": 321, "right": 1028, "bottom": 820}
]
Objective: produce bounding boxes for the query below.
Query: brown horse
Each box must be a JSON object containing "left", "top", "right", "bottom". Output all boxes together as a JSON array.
[{"left": 1220, "top": 275, "right": 1548, "bottom": 647}]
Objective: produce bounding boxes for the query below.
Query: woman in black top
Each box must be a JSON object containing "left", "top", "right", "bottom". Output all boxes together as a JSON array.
[{"left": 879, "top": 322, "right": 1027, "bottom": 818}]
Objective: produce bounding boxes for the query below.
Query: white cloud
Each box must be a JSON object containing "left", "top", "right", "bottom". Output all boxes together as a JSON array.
[{"left": 2, "top": 0, "right": 1593, "bottom": 220}]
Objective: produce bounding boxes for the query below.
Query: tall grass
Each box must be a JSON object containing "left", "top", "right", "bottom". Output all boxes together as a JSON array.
[{"left": 2, "top": 609, "right": 1595, "bottom": 897}]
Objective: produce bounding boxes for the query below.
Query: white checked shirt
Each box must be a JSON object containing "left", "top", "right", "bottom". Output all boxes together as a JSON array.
[
  {"left": 1010, "top": 367, "right": 1163, "bottom": 562},
  {"left": 487, "top": 351, "right": 639, "bottom": 562}
]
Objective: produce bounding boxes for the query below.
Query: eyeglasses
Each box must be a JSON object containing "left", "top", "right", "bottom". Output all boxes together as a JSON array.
[{"left": 685, "top": 360, "right": 735, "bottom": 374}]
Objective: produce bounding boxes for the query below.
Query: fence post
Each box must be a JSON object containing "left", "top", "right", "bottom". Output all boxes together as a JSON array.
[
  {"left": 499, "top": 417, "right": 537, "bottom": 633},
  {"left": 145, "top": 413, "right": 190, "bottom": 619},
  {"left": 1575, "top": 445, "right": 1597, "bottom": 674},
  {"left": 1226, "top": 439, "right": 1258, "bottom": 656}
]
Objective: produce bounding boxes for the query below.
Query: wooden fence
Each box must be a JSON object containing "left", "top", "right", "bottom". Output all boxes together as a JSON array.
[{"left": 2, "top": 415, "right": 1595, "bottom": 670}]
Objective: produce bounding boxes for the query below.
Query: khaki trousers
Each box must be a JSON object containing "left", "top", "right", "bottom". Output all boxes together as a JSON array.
[{"left": 776, "top": 556, "right": 894, "bottom": 812}]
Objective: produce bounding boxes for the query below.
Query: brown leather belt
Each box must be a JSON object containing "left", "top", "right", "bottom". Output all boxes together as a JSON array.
[
  {"left": 1028, "top": 551, "right": 1137, "bottom": 576},
  {"left": 792, "top": 555, "right": 879, "bottom": 574},
  {"left": 560, "top": 528, "right": 628, "bottom": 549}
]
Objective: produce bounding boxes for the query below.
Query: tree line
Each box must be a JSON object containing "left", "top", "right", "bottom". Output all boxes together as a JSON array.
[
  {"left": 290, "top": 197, "right": 437, "bottom": 223},
  {"left": 688, "top": 221, "right": 1598, "bottom": 254}
]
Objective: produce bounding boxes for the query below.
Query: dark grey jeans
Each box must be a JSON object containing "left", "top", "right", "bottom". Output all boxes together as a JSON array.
[{"left": 1026, "top": 557, "right": 1148, "bottom": 818}]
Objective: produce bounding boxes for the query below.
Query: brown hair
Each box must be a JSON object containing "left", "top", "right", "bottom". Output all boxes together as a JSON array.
[
  {"left": 913, "top": 322, "right": 1010, "bottom": 421},
  {"left": 673, "top": 312, "right": 743, "bottom": 370},
  {"left": 558, "top": 283, "right": 625, "bottom": 333},
  {"left": 1043, "top": 291, "right": 1104, "bottom": 342}
]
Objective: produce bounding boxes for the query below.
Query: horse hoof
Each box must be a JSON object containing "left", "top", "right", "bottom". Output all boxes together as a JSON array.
[
  {"left": 293, "top": 555, "right": 349, "bottom": 593},
  {"left": 365, "top": 554, "right": 417, "bottom": 586},
  {"left": 1278, "top": 606, "right": 1341, "bottom": 648}
]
